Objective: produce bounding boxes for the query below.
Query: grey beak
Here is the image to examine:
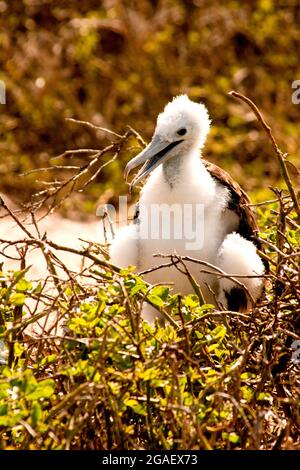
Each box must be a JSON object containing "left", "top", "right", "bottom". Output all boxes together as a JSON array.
[{"left": 124, "top": 136, "right": 183, "bottom": 189}]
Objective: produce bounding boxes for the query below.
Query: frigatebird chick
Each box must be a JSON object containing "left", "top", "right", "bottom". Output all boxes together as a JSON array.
[{"left": 110, "top": 95, "right": 265, "bottom": 322}]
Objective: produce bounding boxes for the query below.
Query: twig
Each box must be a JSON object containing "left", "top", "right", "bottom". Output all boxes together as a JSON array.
[
  {"left": 229, "top": 91, "right": 300, "bottom": 220},
  {"left": 66, "top": 117, "right": 122, "bottom": 138},
  {"left": 153, "top": 253, "right": 255, "bottom": 305}
]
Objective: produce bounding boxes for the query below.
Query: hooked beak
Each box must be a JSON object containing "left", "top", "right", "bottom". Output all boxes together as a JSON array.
[{"left": 124, "top": 136, "right": 183, "bottom": 189}]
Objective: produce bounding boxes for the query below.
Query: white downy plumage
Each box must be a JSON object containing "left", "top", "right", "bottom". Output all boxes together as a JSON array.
[{"left": 110, "top": 95, "right": 265, "bottom": 322}]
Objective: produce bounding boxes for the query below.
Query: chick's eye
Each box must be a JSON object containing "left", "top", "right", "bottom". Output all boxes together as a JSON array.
[{"left": 177, "top": 128, "right": 187, "bottom": 136}]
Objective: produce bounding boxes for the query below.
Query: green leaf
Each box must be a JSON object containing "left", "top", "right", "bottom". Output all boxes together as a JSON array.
[
  {"left": 130, "top": 281, "right": 147, "bottom": 296},
  {"left": 124, "top": 398, "right": 147, "bottom": 416},
  {"left": 212, "top": 325, "right": 227, "bottom": 340},
  {"left": 31, "top": 403, "right": 42, "bottom": 426},
  {"left": 228, "top": 432, "right": 240, "bottom": 444},
  {"left": 9, "top": 293, "right": 26, "bottom": 306},
  {"left": 184, "top": 294, "right": 199, "bottom": 309},
  {"left": 150, "top": 286, "right": 169, "bottom": 301},
  {"left": 16, "top": 278, "right": 32, "bottom": 292},
  {"left": 148, "top": 295, "right": 164, "bottom": 308},
  {"left": 26, "top": 379, "right": 55, "bottom": 400},
  {"left": 0, "top": 416, "right": 12, "bottom": 426},
  {"left": 0, "top": 403, "right": 8, "bottom": 416},
  {"left": 40, "top": 354, "right": 57, "bottom": 366},
  {"left": 32, "top": 282, "right": 42, "bottom": 294}
]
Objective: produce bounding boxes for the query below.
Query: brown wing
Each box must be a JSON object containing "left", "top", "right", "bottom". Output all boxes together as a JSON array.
[{"left": 203, "top": 159, "right": 263, "bottom": 252}]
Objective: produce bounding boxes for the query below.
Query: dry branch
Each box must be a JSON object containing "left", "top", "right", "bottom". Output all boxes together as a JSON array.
[{"left": 229, "top": 91, "right": 300, "bottom": 221}]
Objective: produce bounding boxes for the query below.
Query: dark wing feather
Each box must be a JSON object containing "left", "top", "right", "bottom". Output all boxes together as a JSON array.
[
  {"left": 133, "top": 202, "right": 140, "bottom": 225},
  {"left": 203, "top": 159, "right": 264, "bottom": 252}
]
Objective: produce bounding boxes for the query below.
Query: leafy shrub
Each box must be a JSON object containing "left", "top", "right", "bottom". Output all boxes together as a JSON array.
[{"left": 0, "top": 193, "right": 299, "bottom": 449}]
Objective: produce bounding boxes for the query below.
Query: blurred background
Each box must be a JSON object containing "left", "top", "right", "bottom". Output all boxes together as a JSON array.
[{"left": 0, "top": 0, "right": 299, "bottom": 219}]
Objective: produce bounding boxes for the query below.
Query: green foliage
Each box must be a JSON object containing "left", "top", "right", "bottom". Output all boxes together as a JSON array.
[
  {"left": 0, "top": 283, "right": 236, "bottom": 449},
  {"left": 0, "top": 197, "right": 299, "bottom": 450}
]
